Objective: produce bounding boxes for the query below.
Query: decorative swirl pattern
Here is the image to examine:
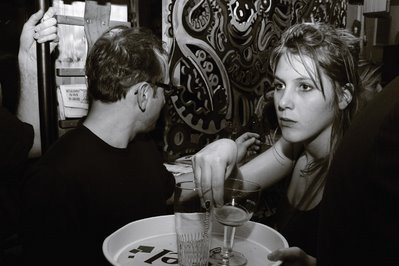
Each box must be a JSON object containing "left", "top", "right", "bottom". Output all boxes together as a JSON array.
[
  {"left": 184, "top": 0, "right": 212, "bottom": 33},
  {"left": 163, "top": 0, "right": 347, "bottom": 160},
  {"left": 174, "top": 0, "right": 231, "bottom": 132}
]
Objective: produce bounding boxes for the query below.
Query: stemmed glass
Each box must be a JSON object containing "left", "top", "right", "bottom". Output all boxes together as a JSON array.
[{"left": 210, "top": 178, "right": 261, "bottom": 266}]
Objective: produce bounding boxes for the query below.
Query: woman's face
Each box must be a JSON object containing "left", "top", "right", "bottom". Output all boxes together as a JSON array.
[{"left": 273, "top": 53, "right": 336, "bottom": 144}]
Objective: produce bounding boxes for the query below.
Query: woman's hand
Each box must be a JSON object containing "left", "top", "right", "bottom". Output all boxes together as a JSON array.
[
  {"left": 235, "top": 132, "right": 261, "bottom": 163},
  {"left": 267, "top": 247, "right": 316, "bottom": 266},
  {"left": 191, "top": 138, "right": 238, "bottom": 206}
]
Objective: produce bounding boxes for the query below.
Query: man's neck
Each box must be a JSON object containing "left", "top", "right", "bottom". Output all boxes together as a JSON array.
[{"left": 83, "top": 102, "right": 137, "bottom": 148}]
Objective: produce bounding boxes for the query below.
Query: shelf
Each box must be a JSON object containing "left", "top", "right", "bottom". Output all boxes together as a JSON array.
[
  {"left": 59, "top": 119, "right": 82, "bottom": 129},
  {"left": 57, "top": 68, "right": 85, "bottom": 77},
  {"left": 363, "top": 11, "right": 390, "bottom": 17},
  {"left": 56, "top": 15, "right": 131, "bottom": 27}
]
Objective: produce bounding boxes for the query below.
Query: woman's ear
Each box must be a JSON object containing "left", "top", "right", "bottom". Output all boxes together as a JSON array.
[{"left": 338, "top": 83, "right": 353, "bottom": 110}]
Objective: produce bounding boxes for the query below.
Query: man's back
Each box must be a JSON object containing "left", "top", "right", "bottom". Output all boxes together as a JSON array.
[
  {"left": 20, "top": 125, "right": 175, "bottom": 266},
  {"left": 318, "top": 76, "right": 399, "bottom": 265}
]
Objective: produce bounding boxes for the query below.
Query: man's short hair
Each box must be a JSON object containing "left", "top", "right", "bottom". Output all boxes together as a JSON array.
[{"left": 85, "top": 26, "right": 166, "bottom": 103}]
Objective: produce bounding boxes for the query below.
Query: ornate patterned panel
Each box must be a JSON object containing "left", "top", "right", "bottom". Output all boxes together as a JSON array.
[{"left": 162, "top": 0, "right": 347, "bottom": 161}]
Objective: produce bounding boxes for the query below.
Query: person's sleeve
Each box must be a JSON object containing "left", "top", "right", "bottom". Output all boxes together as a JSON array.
[
  {"left": 146, "top": 137, "right": 176, "bottom": 201},
  {"left": 0, "top": 107, "right": 34, "bottom": 182}
]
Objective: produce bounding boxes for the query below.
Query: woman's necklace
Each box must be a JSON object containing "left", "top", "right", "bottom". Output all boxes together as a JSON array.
[
  {"left": 299, "top": 155, "right": 315, "bottom": 178},
  {"left": 288, "top": 156, "right": 317, "bottom": 209}
]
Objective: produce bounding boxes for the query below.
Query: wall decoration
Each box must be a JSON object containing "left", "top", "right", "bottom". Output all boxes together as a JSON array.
[{"left": 162, "top": 0, "right": 347, "bottom": 161}]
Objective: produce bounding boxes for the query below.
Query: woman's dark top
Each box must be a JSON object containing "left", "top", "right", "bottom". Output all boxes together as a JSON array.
[
  {"left": 258, "top": 174, "right": 320, "bottom": 257},
  {"left": 272, "top": 194, "right": 320, "bottom": 257}
]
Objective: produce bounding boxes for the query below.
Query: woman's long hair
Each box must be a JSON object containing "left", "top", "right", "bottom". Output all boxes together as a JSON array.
[{"left": 269, "top": 23, "right": 362, "bottom": 210}]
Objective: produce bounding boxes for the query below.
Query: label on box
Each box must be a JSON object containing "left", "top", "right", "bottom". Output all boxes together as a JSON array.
[{"left": 59, "top": 84, "right": 88, "bottom": 109}]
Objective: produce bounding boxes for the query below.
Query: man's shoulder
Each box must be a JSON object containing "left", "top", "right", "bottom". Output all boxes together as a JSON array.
[
  {"left": 26, "top": 126, "right": 96, "bottom": 179},
  {"left": 351, "top": 76, "right": 399, "bottom": 131},
  {"left": 37, "top": 126, "right": 94, "bottom": 162},
  {"left": 371, "top": 76, "right": 399, "bottom": 110},
  {"left": 331, "top": 76, "right": 399, "bottom": 173}
]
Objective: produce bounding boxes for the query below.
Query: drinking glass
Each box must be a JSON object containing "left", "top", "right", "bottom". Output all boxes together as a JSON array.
[
  {"left": 174, "top": 181, "right": 211, "bottom": 266},
  {"left": 210, "top": 178, "right": 261, "bottom": 266}
]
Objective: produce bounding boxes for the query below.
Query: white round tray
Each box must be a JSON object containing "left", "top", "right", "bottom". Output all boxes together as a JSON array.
[{"left": 103, "top": 214, "right": 288, "bottom": 266}]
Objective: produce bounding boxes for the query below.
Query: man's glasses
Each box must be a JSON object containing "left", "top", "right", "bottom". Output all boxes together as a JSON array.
[
  {"left": 133, "top": 82, "right": 180, "bottom": 96},
  {"left": 155, "top": 82, "right": 180, "bottom": 96}
]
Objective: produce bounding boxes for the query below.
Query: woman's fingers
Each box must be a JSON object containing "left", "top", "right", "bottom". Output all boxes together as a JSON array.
[
  {"left": 192, "top": 139, "right": 237, "bottom": 207},
  {"left": 192, "top": 155, "right": 205, "bottom": 200},
  {"left": 268, "top": 247, "right": 316, "bottom": 266},
  {"left": 236, "top": 132, "right": 259, "bottom": 143},
  {"left": 192, "top": 155, "right": 226, "bottom": 207},
  {"left": 210, "top": 158, "right": 226, "bottom": 207}
]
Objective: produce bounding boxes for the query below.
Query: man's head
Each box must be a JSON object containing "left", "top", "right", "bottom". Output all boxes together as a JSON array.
[
  {"left": 85, "top": 26, "right": 167, "bottom": 103},
  {"left": 85, "top": 26, "right": 169, "bottom": 134}
]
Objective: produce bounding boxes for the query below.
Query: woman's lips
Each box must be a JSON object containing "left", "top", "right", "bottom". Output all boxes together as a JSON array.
[{"left": 279, "top": 117, "right": 296, "bottom": 127}]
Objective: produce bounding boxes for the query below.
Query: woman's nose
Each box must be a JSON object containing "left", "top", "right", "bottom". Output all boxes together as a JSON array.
[{"left": 276, "top": 88, "right": 294, "bottom": 111}]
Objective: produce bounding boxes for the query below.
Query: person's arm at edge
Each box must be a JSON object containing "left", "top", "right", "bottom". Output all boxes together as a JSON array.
[
  {"left": 18, "top": 49, "right": 41, "bottom": 158},
  {"left": 16, "top": 8, "right": 58, "bottom": 158}
]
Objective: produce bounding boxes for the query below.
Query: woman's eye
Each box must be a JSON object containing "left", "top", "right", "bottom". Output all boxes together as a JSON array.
[
  {"left": 272, "top": 83, "right": 284, "bottom": 91},
  {"left": 299, "top": 83, "right": 314, "bottom": 91}
]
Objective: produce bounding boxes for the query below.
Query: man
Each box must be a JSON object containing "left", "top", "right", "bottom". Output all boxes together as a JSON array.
[
  {"left": 20, "top": 26, "right": 175, "bottom": 266},
  {"left": 318, "top": 75, "right": 399, "bottom": 266}
]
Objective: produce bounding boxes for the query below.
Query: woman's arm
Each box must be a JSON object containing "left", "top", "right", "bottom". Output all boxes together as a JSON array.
[
  {"left": 192, "top": 137, "right": 300, "bottom": 206},
  {"left": 240, "top": 137, "right": 298, "bottom": 188}
]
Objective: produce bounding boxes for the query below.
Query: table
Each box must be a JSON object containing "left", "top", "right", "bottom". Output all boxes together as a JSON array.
[{"left": 103, "top": 215, "right": 288, "bottom": 266}]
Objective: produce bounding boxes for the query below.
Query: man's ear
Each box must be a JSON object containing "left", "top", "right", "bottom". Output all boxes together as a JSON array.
[
  {"left": 135, "top": 82, "right": 150, "bottom": 112},
  {"left": 338, "top": 83, "right": 353, "bottom": 110}
]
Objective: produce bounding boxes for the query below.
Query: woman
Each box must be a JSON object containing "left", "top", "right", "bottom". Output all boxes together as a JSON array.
[{"left": 192, "top": 22, "right": 363, "bottom": 266}]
